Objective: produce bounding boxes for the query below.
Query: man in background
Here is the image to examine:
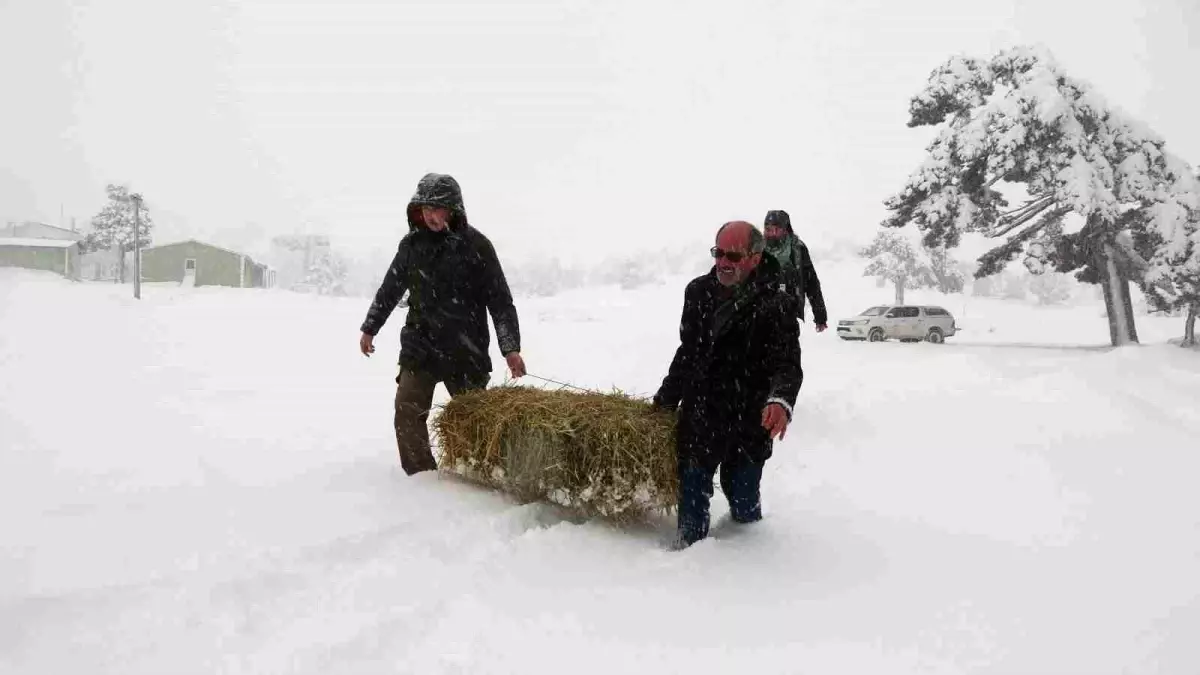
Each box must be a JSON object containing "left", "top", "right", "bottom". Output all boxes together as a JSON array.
[{"left": 763, "top": 209, "right": 828, "bottom": 334}]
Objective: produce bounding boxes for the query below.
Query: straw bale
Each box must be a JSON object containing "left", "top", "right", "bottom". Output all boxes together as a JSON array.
[{"left": 431, "top": 385, "right": 678, "bottom": 521}]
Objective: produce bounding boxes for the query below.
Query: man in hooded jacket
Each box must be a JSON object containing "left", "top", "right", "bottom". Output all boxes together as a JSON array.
[
  {"left": 359, "top": 173, "right": 526, "bottom": 475},
  {"left": 764, "top": 209, "right": 828, "bottom": 333},
  {"left": 653, "top": 221, "right": 803, "bottom": 548}
]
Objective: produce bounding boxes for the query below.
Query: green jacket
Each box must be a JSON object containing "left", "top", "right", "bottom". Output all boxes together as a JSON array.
[{"left": 763, "top": 210, "right": 828, "bottom": 325}]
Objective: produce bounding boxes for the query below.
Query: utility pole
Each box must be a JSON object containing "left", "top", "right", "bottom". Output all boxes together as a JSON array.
[{"left": 131, "top": 193, "right": 143, "bottom": 300}]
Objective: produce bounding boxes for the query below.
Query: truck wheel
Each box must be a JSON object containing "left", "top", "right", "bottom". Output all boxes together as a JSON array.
[
  {"left": 926, "top": 328, "right": 944, "bottom": 344},
  {"left": 868, "top": 328, "right": 885, "bottom": 342}
]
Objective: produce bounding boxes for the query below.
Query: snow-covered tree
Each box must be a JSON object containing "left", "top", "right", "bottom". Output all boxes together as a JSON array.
[
  {"left": 1000, "top": 271, "right": 1030, "bottom": 300},
  {"left": 970, "top": 275, "right": 996, "bottom": 297},
  {"left": 882, "top": 46, "right": 1200, "bottom": 346},
  {"left": 972, "top": 270, "right": 1027, "bottom": 299},
  {"left": 79, "top": 184, "right": 154, "bottom": 283},
  {"left": 860, "top": 230, "right": 936, "bottom": 304},
  {"left": 1027, "top": 271, "right": 1075, "bottom": 306},
  {"left": 925, "top": 244, "right": 966, "bottom": 294},
  {"left": 1128, "top": 170, "right": 1200, "bottom": 345},
  {"left": 507, "top": 257, "right": 586, "bottom": 298},
  {"left": 616, "top": 257, "right": 659, "bottom": 290},
  {"left": 588, "top": 255, "right": 660, "bottom": 290},
  {"left": 301, "top": 250, "right": 348, "bottom": 295}
]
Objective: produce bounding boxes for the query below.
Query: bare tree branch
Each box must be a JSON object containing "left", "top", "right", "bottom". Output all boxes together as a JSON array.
[
  {"left": 1002, "top": 206, "right": 1071, "bottom": 246},
  {"left": 990, "top": 200, "right": 1056, "bottom": 238},
  {"left": 998, "top": 194, "right": 1055, "bottom": 220}
]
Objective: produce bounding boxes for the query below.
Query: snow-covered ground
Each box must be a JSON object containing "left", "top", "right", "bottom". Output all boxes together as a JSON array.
[{"left": 2, "top": 265, "right": 1198, "bottom": 674}]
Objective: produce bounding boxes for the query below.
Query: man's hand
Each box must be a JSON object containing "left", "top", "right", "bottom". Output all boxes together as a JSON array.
[
  {"left": 359, "top": 332, "right": 375, "bottom": 357},
  {"left": 650, "top": 394, "right": 677, "bottom": 414},
  {"left": 815, "top": 323, "right": 828, "bottom": 333},
  {"left": 761, "top": 403, "right": 790, "bottom": 440},
  {"left": 505, "top": 351, "right": 526, "bottom": 378}
]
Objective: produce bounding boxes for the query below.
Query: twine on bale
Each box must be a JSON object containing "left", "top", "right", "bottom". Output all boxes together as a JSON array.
[
  {"left": 520, "top": 372, "right": 593, "bottom": 393},
  {"left": 430, "top": 375, "right": 679, "bottom": 523}
]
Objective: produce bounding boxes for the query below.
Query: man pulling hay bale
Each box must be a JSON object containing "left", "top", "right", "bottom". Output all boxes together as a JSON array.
[
  {"left": 357, "top": 172, "right": 529, "bottom": 476},
  {"left": 651, "top": 220, "right": 804, "bottom": 549},
  {"left": 432, "top": 385, "right": 678, "bottom": 520}
]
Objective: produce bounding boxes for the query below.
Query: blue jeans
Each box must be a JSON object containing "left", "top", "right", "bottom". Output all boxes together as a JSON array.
[{"left": 677, "top": 453, "right": 764, "bottom": 546}]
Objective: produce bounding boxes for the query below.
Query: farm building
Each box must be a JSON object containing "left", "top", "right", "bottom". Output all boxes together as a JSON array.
[
  {"left": 0, "top": 237, "right": 81, "bottom": 279},
  {"left": 2, "top": 220, "right": 128, "bottom": 281},
  {"left": 1, "top": 220, "right": 83, "bottom": 241},
  {"left": 140, "top": 239, "right": 275, "bottom": 288}
]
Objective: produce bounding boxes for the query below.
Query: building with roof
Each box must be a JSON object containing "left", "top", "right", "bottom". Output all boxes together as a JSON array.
[
  {"left": 140, "top": 239, "right": 275, "bottom": 288},
  {"left": 1, "top": 220, "right": 128, "bottom": 281},
  {"left": 1, "top": 220, "right": 83, "bottom": 242},
  {"left": 0, "top": 237, "right": 82, "bottom": 279}
]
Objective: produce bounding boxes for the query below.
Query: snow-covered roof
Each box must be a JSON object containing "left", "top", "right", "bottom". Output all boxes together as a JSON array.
[
  {"left": 1, "top": 221, "right": 82, "bottom": 239},
  {"left": 143, "top": 238, "right": 253, "bottom": 259},
  {"left": 0, "top": 237, "right": 78, "bottom": 249}
]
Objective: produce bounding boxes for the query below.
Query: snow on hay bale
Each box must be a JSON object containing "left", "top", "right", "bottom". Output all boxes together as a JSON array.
[{"left": 431, "top": 385, "right": 678, "bottom": 520}]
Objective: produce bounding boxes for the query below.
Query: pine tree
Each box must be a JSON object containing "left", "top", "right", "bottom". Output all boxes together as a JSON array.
[
  {"left": 882, "top": 46, "right": 1200, "bottom": 347},
  {"left": 1127, "top": 168, "right": 1200, "bottom": 345},
  {"left": 860, "top": 230, "right": 937, "bottom": 304},
  {"left": 79, "top": 184, "right": 155, "bottom": 283}
]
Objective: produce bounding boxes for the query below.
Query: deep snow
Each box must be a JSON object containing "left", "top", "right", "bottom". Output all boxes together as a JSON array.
[{"left": 2, "top": 266, "right": 1198, "bottom": 674}]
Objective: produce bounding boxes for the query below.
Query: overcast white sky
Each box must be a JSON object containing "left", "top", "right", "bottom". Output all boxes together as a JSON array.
[{"left": 2, "top": 0, "right": 1197, "bottom": 264}]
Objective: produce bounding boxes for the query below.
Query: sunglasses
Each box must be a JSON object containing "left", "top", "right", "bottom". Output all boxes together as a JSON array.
[{"left": 711, "top": 247, "right": 751, "bottom": 263}]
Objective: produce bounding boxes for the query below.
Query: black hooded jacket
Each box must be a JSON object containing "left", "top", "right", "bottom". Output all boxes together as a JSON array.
[
  {"left": 653, "top": 253, "right": 803, "bottom": 466},
  {"left": 764, "top": 209, "right": 828, "bottom": 325},
  {"left": 360, "top": 173, "right": 520, "bottom": 379}
]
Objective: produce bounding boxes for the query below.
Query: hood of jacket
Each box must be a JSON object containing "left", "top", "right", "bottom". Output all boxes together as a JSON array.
[
  {"left": 407, "top": 173, "right": 469, "bottom": 233},
  {"left": 764, "top": 209, "right": 793, "bottom": 234}
]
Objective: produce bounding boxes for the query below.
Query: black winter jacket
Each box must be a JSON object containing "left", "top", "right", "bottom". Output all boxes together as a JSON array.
[
  {"left": 764, "top": 209, "right": 828, "bottom": 325},
  {"left": 360, "top": 173, "right": 520, "bottom": 379},
  {"left": 653, "top": 254, "right": 803, "bottom": 466}
]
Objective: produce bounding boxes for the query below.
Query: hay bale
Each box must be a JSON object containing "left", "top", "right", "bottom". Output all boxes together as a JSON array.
[{"left": 431, "top": 385, "right": 678, "bottom": 521}]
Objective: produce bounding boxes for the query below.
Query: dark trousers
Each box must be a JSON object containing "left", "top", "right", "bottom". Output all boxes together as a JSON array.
[
  {"left": 394, "top": 368, "right": 489, "bottom": 475},
  {"left": 677, "top": 452, "right": 764, "bottom": 546}
]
